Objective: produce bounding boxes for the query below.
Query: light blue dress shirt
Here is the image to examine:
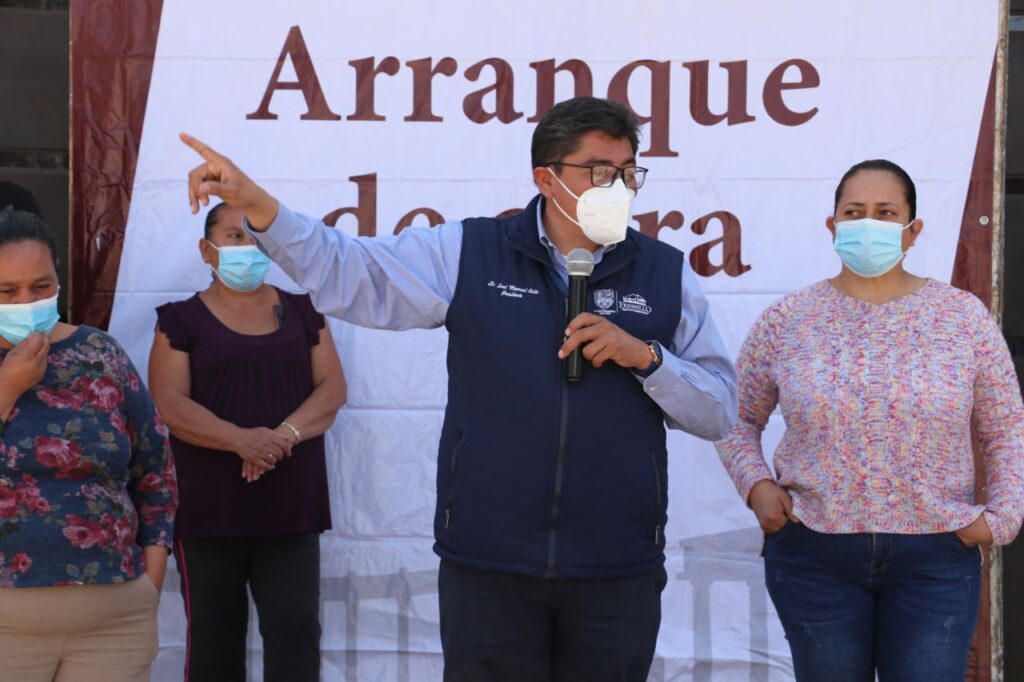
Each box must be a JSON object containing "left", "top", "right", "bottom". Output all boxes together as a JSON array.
[{"left": 247, "top": 201, "right": 738, "bottom": 440}]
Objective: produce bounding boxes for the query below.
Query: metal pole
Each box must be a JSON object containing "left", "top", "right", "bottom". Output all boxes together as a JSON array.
[{"left": 990, "top": 1, "right": 1010, "bottom": 680}]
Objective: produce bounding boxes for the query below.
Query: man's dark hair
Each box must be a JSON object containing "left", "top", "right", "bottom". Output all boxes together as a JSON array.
[
  {"left": 0, "top": 208, "right": 59, "bottom": 268},
  {"left": 204, "top": 202, "right": 229, "bottom": 239},
  {"left": 834, "top": 159, "right": 917, "bottom": 220},
  {"left": 531, "top": 97, "right": 640, "bottom": 170}
]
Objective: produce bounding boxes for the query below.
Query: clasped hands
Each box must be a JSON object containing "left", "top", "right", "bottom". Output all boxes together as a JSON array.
[{"left": 234, "top": 424, "right": 300, "bottom": 483}]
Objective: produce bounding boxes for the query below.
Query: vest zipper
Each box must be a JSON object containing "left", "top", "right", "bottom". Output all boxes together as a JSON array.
[
  {"left": 443, "top": 435, "right": 463, "bottom": 529},
  {"left": 651, "top": 449, "right": 663, "bottom": 507},
  {"left": 546, "top": 385, "right": 571, "bottom": 578},
  {"left": 651, "top": 450, "right": 663, "bottom": 546},
  {"left": 545, "top": 294, "right": 573, "bottom": 577}
]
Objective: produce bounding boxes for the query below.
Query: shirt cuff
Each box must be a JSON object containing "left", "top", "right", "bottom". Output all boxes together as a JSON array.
[
  {"left": 736, "top": 472, "right": 776, "bottom": 507},
  {"left": 984, "top": 508, "right": 1018, "bottom": 546},
  {"left": 137, "top": 524, "right": 174, "bottom": 550},
  {"left": 632, "top": 340, "right": 663, "bottom": 378},
  {"left": 242, "top": 202, "right": 297, "bottom": 252}
]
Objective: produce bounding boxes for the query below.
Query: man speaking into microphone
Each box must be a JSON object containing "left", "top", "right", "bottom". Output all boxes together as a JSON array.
[{"left": 181, "top": 96, "right": 736, "bottom": 682}]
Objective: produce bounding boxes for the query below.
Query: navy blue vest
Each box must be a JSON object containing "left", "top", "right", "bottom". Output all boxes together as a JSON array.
[{"left": 434, "top": 194, "right": 684, "bottom": 578}]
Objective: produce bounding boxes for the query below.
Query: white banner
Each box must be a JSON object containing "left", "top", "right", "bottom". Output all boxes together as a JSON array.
[{"left": 107, "top": 2, "right": 999, "bottom": 679}]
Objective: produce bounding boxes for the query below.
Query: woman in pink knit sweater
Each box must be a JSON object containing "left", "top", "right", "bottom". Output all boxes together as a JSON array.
[{"left": 716, "top": 159, "right": 1024, "bottom": 681}]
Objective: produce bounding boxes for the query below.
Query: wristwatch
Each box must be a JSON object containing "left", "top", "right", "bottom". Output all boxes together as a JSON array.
[
  {"left": 635, "top": 341, "right": 663, "bottom": 378},
  {"left": 646, "top": 342, "right": 662, "bottom": 369}
]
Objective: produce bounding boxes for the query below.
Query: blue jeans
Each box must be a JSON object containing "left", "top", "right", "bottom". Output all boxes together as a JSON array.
[{"left": 764, "top": 522, "right": 981, "bottom": 682}]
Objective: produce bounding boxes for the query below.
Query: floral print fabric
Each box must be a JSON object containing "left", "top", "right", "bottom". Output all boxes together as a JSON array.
[{"left": 0, "top": 327, "right": 177, "bottom": 587}]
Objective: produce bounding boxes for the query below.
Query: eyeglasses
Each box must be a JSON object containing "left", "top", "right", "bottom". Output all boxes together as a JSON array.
[{"left": 546, "top": 162, "right": 648, "bottom": 189}]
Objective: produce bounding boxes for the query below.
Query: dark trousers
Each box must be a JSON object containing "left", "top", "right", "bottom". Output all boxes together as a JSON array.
[
  {"left": 764, "top": 522, "right": 981, "bottom": 682},
  {"left": 174, "top": 533, "right": 321, "bottom": 682},
  {"left": 438, "top": 559, "right": 666, "bottom": 682}
]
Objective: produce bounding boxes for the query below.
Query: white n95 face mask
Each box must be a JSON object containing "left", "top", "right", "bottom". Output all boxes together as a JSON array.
[{"left": 548, "top": 169, "right": 635, "bottom": 246}]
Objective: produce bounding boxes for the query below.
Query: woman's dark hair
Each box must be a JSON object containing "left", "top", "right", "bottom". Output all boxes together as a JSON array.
[
  {"left": 204, "top": 202, "right": 229, "bottom": 239},
  {"left": 0, "top": 208, "right": 59, "bottom": 268},
  {"left": 531, "top": 96, "right": 640, "bottom": 170},
  {"left": 834, "top": 159, "right": 917, "bottom": 220}
]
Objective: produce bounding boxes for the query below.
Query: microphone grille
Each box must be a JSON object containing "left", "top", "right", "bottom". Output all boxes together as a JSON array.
[{"left": 566, "top": 248, "right": 595, "bottom": 277}]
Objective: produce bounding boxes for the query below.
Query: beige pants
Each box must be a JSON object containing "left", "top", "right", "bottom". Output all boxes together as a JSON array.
[{"left": 0, "top": 575, "right": 159, "bottom": 682}]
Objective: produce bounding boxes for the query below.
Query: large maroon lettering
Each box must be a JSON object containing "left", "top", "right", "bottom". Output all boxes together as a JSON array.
[
  {"left": 633, "top": 210, "right": 685, "bottom": 240},
  {"left": 246, "top": 26, "right": 341, "bottom": 121},
  {"left": 689, "top": 211, "right": 751, "bottom": 277},
  {"left": 405, "top": 58, "right": 458, "bottom": 122},
  {"left": 323, "top": 173, "right": 378, "bottom": 236},
  {"left": 607, "top": 61, "right": 677, "bottom": 158},
  {"left": 763, "top": 59, "right": 820, "bottom": 126},
  {"left": 349, "top": 57, "right": 401, "bottom": 121},
  {"left": 681, "top": 60, "right": 756, "bottom": 126},
  {"left": 528, "top": 59, "right": 594, "bottom": 123},
  {"left": 394, "top": 208, "right": 446, "bottom": 234},
  {"left": 463, "top": 58, "right": 524, "bottom": 124}
]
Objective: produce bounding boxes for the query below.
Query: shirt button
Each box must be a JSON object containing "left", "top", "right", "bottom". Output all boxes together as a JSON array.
[{"left": 647, "top": 386, "right": 658, "bottom": 394}]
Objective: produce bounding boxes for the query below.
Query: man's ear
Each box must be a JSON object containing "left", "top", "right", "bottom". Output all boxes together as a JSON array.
[{"left": 533, "top": 166, "right": 555, "bottom": 199}]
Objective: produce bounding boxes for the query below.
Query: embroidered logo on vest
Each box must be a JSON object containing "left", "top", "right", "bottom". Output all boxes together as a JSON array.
[
  {"left": 594, "top": 289, "right": 617, "bottom": 314},
  {"left": 619, "top": 293, "right": 652, "bottom": 315}
]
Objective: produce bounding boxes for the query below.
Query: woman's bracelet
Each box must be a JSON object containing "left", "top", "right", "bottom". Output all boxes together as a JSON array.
[{"left": 280, "top": 420, "right": 301, "bottom": 444}]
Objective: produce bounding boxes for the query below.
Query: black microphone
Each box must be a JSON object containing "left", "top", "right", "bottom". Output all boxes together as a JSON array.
[
  {"left": 273, "top": 304, "right": 285, "bottom": 329},
  {"left": 566, "top": 248, "right": 595, "bottom": 383}
]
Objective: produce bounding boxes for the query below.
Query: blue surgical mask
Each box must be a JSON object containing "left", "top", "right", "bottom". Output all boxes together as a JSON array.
[
  {"left": 0, "top": 292, "right": 60, "bottom": 345},
  {"left": 833, "top": 218, "right": 913, "bottom": 278},
  {"left": 206, "top": 242, "right": 270, "bottom": 292}
]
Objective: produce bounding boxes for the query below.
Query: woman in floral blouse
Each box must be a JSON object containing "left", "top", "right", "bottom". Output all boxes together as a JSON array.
[
  {"left": 0, "top": 209, "right": 177, "bottom": 682},
  {"left": 716, "top": 160, "right": 1024, "bottom": 681}
]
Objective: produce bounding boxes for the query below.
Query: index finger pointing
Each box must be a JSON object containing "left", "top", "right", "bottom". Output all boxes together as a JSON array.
[{"left": 179, "top": 132, "right": 223, "bottom": 164}]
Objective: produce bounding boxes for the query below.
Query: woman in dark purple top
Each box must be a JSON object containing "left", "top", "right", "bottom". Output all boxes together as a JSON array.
[{"left": 148, "top": 203, "right": 346, "bottom": 682}]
